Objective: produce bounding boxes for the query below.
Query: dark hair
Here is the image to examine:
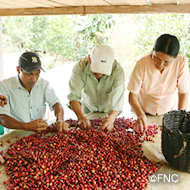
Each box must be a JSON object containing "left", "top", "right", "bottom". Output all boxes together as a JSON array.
[{"left": 153, "top": 34, "right": 180, "bottom": 58}]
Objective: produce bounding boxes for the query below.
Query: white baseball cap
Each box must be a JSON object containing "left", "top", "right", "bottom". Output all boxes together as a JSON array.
[{"left": 90, "top": 44, "right": 114, "bottom": 75}]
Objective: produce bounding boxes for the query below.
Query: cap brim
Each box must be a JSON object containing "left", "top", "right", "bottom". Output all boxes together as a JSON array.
[
  {"left": 90, "top": 62, "right": 112, "bottom": 75},
  {"left": 24, "top": 66, "right": 45, "bottom": 73}
]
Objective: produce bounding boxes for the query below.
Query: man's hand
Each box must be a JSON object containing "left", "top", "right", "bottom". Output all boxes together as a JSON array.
[
  {"left": 0, "top": 155, "right": 4, "bottom": 164},
  {"left": 70, "top": 101, "right": 91, "bottom": 130},
  {"left": 78, "top": 117, "right": 91, "bottom": 130},
  {"left": 100, "top": 118, "right": 114, "bottom": 132},
  {"left": 27, "top": 119, "right": 48, "bottom": 132},
  {"left": 56, "top": 120, "right": 69, "bottom": 132},
  {"left": 133, "top": 115, "right": 147, "bottom": 133},
  {"left": 0, "top": 95, "right": 8, "bottom": 107}
]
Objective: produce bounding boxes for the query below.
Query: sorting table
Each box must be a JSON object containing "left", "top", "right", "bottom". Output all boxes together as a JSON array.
[{"left": 0, "top": 114, "right": 190, "bottom": 190}]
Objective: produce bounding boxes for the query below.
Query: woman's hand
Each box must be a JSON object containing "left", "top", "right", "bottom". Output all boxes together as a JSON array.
[{"left": 133, "top": 115, "right": 147, "bottom": 133}]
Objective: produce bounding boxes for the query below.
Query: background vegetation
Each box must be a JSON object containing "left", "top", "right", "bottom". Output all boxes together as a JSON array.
[{"left": 2, "top": 14, "right": 190, "bottom": 77}]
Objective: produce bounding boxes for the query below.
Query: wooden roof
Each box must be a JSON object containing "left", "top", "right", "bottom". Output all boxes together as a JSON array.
[{"left": 0, "top": 0, "right": 190, "bottom": 16}]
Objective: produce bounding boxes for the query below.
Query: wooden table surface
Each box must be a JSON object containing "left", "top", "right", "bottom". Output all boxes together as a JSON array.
[{"left": 0, "top": 115, "right": 190, "bottom": 190}]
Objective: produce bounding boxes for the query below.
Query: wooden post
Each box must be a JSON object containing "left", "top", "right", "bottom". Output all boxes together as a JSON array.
[{"left": 0, "top": 17, "right": 4, "bottom": 81}]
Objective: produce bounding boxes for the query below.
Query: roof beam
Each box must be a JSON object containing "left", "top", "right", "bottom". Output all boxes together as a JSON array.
[{"left": 0, "top": 4, "right": 190, "bottom": 16}]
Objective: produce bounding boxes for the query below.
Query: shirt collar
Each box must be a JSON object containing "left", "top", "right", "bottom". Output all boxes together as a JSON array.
[
  {"left": 14, "top": 75, "right": 39, "bottom": 89},
  {"left": 86, "top": 62, "right": 92, "bottom": 75},
  {"left": 14, "top": 75, "right": 24, "bottom": 89}
]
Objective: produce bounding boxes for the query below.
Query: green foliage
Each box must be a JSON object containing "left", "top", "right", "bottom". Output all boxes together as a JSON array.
[
  {"left": 43, "top": 16, "right": 75, "bottom": 60},
  {"left": 2, "top": 14, "right": 190, "bottom": 70},
  {"left": 71, "top": 15, "right": 115, "bottom": 59},
  {"left": 2, "top": 15, "right": 115, "bottom": 68},
  {"left": 3, "top": 16, "right": 48, "bottom": 52}
]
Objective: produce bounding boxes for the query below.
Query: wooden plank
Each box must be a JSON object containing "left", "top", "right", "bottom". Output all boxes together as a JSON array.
[
  {"left": 0, "top": 0, "right": 110, "bottom": 8},
  {"left": 0, "top": 0, "right": 189, "bottom": 9},
  {"left": 0, "top": 0, "right": 66, "bottom": 8},
  {"left": 0, "top": 0, "right": 52, "bottom": 8},
  {"left": 180, "top": 0, "right": 190, "bottom": 3},
  {"left": 86, "top": 4, "right": 189, "bottom": 14},
  {"left": 52, "top": 0, "right": 111, "bottom": 6},
  {"left": 150, "top": 0, "right": 178, "bottom": 4},
  {"left": 149, "top": 0, "right": 190, "bottom": 4},
  {"left": 106, "top": 0, "right": 147, "bottom": 5},
  {"left": 0, "top": 4, "right": 190, "bottom": 16},
  {"left": 31, "top": 0, "right": 66, "bottom": 7},
  {"left": 0, "top": 6, "right": 84, "bottom": 16}
]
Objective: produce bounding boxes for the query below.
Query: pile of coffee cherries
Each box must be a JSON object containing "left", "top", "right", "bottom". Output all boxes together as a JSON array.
[{"left": 3, "top": 117, "right": 160, "bottom": 190}]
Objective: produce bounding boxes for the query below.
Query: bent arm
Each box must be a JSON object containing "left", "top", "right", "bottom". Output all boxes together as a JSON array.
[
  {"left": 0, "top": 114, "right": 26, "bottom": 130},
  {"left": 129, "top": 92, "right": 145, "bottom": 118},
  {"left": 129, "top": 92, "right": 147, "bottom": 132},
  {"left": 108, "top": 110, "right": 120, "bottom": 122},
  {"left": 53, "top": 102, "right": 64, "bottom": 121},
  {"left": 52, "top": 102, "right": 69, "bottom": 132},
  {"left": 101, "top": 110, "right": 120, "bottom": 131},
  {"left": 178, "top": 92, "right": 189, "bottom": 110},
  {"left": 70, "top": 100, "right": 91, "bottom": 129},
  {"left": 70, "top": 100, "right": 86, "bottom": 121},
  {"left": 0, "top": 114, "right": 47, "bottom": 132}
]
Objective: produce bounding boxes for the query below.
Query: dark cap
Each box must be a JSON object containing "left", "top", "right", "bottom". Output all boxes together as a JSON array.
[{"left": 18, "top": 52, "right": 45, "bottom": 73}]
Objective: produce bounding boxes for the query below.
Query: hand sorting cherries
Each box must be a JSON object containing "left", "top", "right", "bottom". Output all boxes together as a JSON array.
[{"left": 2, "top": 117, "right": 160, "bottom": 190}]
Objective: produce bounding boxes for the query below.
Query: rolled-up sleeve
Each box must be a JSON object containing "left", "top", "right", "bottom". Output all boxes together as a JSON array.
[
  {"left": 44, "top": 81, "right": 60, "bottom": 111},
  {"left": 177, "top": 57, "right": 190, "bottom": 93},
  {"left": 127, "top": 61, "right": 144, "bottom": 94}
]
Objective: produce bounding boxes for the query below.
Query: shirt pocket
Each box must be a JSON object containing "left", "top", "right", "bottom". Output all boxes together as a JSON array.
[{"left": 35, "top": 105, "right": 46, "bottom": 119}]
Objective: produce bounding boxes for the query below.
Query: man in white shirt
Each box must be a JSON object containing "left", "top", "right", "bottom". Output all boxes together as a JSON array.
[{"left": 0, "top": 52, "right": 69, "bottom": 132}]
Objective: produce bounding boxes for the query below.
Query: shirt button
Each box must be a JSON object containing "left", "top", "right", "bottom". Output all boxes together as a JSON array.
[{"left": 30, "top": 107, "right": 32, "bottom": 109}]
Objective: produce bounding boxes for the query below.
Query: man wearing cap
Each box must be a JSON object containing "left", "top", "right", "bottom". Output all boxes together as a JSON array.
[
  {"left": 0, "top": 52, "right": 69, "bottom": 133},
  {"left": 68, "top": 44, "right": 125, "bottom": 131}
]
